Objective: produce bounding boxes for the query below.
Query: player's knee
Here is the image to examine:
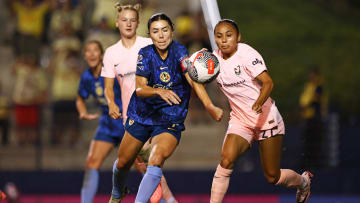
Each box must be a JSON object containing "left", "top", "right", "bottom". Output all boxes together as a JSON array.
[
  {"left": 148, "top": 152, "right": 167, "bottom": 167},
  {"left": 116, "top": 157, "right": 132, "bottom": 169},
  {"left": 86, "top": 155, "right": 101, "bottom": 169},
  {"left": 220, "top": 156, "right": 236, "bottom": 169},
  {"left": 264, "top": 171, "right": 280, "bottom": 185}
]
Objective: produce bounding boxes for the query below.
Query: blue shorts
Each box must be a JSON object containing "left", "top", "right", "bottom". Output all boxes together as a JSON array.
[
  {"left": 94, "top": 114, "right": 125, "bottom": 145},
  {"left": 124, "top": 117, "right": 185, "bottom": 143}
]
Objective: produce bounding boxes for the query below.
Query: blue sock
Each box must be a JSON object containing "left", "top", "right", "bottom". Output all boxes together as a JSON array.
[
  {"left": 135, "top": 166, "right": 162, "bottom": 203},
  {"left": 81, "top": 169, "right": 99, "bottom": 203},
  {"left": 160, "top": 199, "right": 167, "bottom": 203},
  {"left": 111, "top": 159, "right": 129, "bottom": 199}
]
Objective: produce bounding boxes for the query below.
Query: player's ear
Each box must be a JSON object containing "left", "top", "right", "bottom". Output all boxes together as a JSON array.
[{"left": 237, "top": 32, "right": 241, "bottom": 42}]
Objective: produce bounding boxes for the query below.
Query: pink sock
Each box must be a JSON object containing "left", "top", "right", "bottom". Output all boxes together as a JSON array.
[
  {"left": 275, "top": 169, "right": 303, "bottom": 188},
  {"left": 210, "top": 164, "right": 233, "bottom": 203},
  {"left": 160, "top": 176, "right": 177, "bottom": 202}
]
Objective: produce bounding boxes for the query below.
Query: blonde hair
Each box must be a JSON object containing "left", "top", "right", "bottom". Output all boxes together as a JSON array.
[{"left": 114, "top": 1, "right": 141, "bottom": 20}]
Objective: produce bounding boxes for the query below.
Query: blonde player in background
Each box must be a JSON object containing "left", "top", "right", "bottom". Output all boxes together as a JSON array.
[
  {"left": 101, "top": 2, "right": 177, "bottom": 203},
  {"left": 209, "top": 19, "right": 313, "bottom": 203}
]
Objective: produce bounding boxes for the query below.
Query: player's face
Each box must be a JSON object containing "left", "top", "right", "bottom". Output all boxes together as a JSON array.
[
  {"left": 214, "top": 23, "right": 240, "bottom": 59},
  {"left": 116, "top": 9, "right": 138, "bottom": 39},
  {"left": 84, "top": 43, "right": 102, "bottom": 68},
  {"left": 149, "top": 20, "right": 173, "bottom": 52}
]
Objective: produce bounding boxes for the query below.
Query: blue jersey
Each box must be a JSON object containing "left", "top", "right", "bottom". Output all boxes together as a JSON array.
[
  {"left": 78, "top": 68, "right": 122, "bottom": 115},
  {"left": 127, "top": 41, "right": 191, "bottom": 125}
]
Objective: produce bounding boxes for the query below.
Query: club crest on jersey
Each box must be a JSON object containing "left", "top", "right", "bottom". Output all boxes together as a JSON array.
[
  {"left": 137, "top": 54, "right": 143, "bottom": 62},
  {"left": 128, "top": 119, "right": 134, "bottom": 125},
  {"left": 95, "top": 82, "right": 103, "bottom": 96},
  {"left": 234, "top": 65, "right": 242, "bottom": 76},
  {"left": 160, "top": 72, "right": 171, "bottom": 83}
]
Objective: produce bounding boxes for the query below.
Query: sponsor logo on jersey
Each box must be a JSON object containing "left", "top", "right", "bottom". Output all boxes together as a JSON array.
[
  {"left": 252, "top": 58, "right": 263, "bottom": 66},
  {"left": 160, "top": 72, "right": 171, "bottom": 83},
  {"left": 234, "top": 65, "right": 242, "bottom": 75}
]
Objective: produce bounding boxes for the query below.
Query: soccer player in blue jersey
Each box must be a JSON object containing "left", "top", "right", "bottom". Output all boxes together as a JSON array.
[
  {"left": 108, "top": 13, "right": 224, "bottom": 203},
  {"left": 77, "top": 40, "right": 124, "bottom": 203}
]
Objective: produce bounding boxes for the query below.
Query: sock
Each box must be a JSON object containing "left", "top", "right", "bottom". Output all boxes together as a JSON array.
[
  {"left": 135, "top": 166, "right": 162, "bottom": 203},
  {"left": 275, "top": 169, "right": 303, "bottom": 188},
  {"left": 160, "top": 199, "right": 167, "bottom": 203},
  {"left": 112, "top": 159, "right": 129, "bottom": 199},
  {"left": 210, "top": 164, "right": 233, "bottom": 203},
  {"left": 160, "top": 176, "right": 177, "bottom": 203},
  {"left": 81, "top": 169, "right": 99, "bottom": 203}
]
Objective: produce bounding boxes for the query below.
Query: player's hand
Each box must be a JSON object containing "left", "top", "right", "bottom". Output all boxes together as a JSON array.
[
  {"left": 79, "top": 113, "right": 100, "bottom": 120},
  {"left": 252, "top": 103, "right": 262, "bottom": 114},
  {"left": 156, "top": 89, "right": 181, "bottom": 105},
  {"left": 134, "top": 156, "right": 147, "bottom": 174},
  {"left": 206, "top": 103, "right": 224, "bottom": 122},
  {"left": 108, "top": 103, "right": 122, "bottom": 119}
]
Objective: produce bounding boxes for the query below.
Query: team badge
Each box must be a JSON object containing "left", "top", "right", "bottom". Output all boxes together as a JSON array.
[
  {"left": 160, "top": 72, "right": 171, "bottom": 82},
  {"left": 137, "top": 54, "right": 143, "bottom": 62},
  {"left": 95, "top": 82, "right": 103, "bottom": 96},
  {"left": 128, "top": 119, "right": 134, "bottom": 126},
  {"left": 234, "top": 65, "right": 241, "bottom": 76}
]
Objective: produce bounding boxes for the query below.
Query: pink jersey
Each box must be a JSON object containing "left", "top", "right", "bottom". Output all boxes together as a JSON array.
[
  {"left": 214, "top": 43, "right": 283, "bottom": 130},
  {"left": 101, "top": 36, "right": 152, "bottom": 122}
]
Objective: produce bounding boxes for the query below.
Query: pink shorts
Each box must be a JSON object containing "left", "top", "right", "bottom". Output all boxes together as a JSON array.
[{"left": 226, "top": 119, "right": 285, "bottom": 144}]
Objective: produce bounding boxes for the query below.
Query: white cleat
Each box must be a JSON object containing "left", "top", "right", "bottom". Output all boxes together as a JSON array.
[{"left": 296, "top": 171, "right": 314, "bottom": 203}]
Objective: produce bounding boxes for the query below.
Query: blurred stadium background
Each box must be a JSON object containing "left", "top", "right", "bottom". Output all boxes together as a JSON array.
[{"left": 0, "top": 0, "right": 359, "bottom": 202}]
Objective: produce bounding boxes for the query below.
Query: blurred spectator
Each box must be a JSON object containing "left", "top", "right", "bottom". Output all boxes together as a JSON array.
[
  {"left": 86, "top": 17, "right": 119, "bottom": 50},
  {"left": 48, "top": 26, "right": 82, "bottom": 146},
  {"left": 48, "top": 0, "right": 83, "bottom": 42},
  {"left": 12, "top": 54, "right": 48, "bottom": 145},
  {"left": 6, "top": 0, "right": 51, "bottom": 58},
  {"left": 0, "top": 83, "right": 10, "bottom": 146},
  {"left": 91, "top": 0, "right": 118, "bottom": 30},
  {"left": 137, "top": 0, "right": 157, "bottom": 37},
  {"left": 299, "top": 67, "right": 328, "bottom": 169}
]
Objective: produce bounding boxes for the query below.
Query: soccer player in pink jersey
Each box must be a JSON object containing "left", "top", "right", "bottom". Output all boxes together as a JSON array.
[
  {"left": 209, "top": 19, "right": 313, "bottom": 203},
  {"left": 100, "top": 3, "right": 177, "bottom": 203}
]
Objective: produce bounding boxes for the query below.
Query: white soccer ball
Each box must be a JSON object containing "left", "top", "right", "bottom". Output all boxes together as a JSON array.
[{"left": 188, "top": 50, "right": 220, "bottom": 84}]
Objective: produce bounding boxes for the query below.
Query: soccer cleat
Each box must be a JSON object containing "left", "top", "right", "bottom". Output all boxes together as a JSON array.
[
  {"left": 108, "top": 187, "right": 130, "bottom": 203},
  {"left": 296, "top": 171, "right": 313, "bottom": 203}
]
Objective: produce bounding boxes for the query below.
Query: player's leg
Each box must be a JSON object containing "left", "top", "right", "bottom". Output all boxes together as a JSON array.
[
  {"left": 160, "top": 175, "right": 178, "bottom": 203},
  {"left": 210, "top": 133, "right": 250, "bottom": 203},
  {"left": 258, "top": 125, "right": 313, "bottom": 203},
  {"left": 135, "top": 132, "right": 178, "bottom": 203},
  {"left": 81, "top": 140, "right": 114, "bottom": 203},
  {"left": 110, "top": 131, "right": 145, "bottom": 201}
]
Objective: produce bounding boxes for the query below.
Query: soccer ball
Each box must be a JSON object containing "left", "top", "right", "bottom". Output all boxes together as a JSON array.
[{"left": 188, "top": 50, "right": 220, "bottom": 84}]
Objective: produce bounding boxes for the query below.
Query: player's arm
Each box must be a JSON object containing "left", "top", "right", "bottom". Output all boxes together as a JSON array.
[
  {"left": 104, "top": 77, "right": 121, "bottom": 119},
  {"left": 76, "top": 95, "right": 99, "bottom": 120},
  {"left": 252, "top": 71, "right": 274, "bottom": 114},
  {"left": 185, "top": 73, "right": 223, "bottom": 121},
  {"left": 135, "top": 75, "right": 181, "bottom": 106}
]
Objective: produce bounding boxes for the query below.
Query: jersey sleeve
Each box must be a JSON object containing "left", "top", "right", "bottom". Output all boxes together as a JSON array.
[
  {"left": 77, "top": 72, "right": 90, "bottom": 99},
  {"left": 101, "top": 48, "right": 116, "bottom": 78},
  {"left": 177, "top": 44, "right": 189, "bottom": 75},
  {"left": 245, "top": 46, "right": 267, "bottom": 78},
  {"left": 135, "top": 48, "right": 151, "bottom": 79}
]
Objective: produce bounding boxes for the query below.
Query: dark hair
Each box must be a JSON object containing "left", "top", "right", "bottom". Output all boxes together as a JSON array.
[
  {"left": 85, "top": 40, "right": 104, "bottom": 55},
  {"left": 147, "top": 13, "right": 174, "bottom": 32},
  {"left": 214, "top": 19, "right": 240, "bottom": 35}
]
